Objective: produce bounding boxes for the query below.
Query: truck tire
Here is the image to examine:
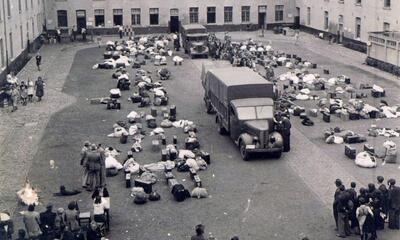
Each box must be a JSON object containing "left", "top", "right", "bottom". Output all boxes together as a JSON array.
[
  {"left": 216, "top": 117, "right": 226, "bottom": 135},
  {"left": 273, "top": 150, "right": 282, "bottom": 159},
  {"left": 240, "top": 143, "right": 250, "bottom": 161}
]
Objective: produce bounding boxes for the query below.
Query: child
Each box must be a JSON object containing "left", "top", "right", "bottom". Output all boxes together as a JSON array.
[{"left": 19, "top": 81, "right": 28, "bottom": 106}]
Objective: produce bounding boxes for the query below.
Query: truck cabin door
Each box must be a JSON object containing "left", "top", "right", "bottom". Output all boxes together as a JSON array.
[{"left": 229, "top": 106, "right": 240, "bottom": 140}]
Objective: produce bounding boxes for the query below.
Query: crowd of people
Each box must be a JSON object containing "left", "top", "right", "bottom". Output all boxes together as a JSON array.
[
  {"left": 1, "top": 53, "right": 45, "bottom": 112},
  {"left": 333, "top": 177, "right": 400, "bottom": 239}
]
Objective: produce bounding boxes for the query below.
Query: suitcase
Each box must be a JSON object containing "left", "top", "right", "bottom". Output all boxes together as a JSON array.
[
  {"left": 371, "top": 89, "right": 382, "bottom": 98},
  {"left": 308, "top": 109, "right": 318, "bottom": 117},
  {"left": 369, "top": 110, "right": 379, "bottom": 119},
  {"left": 293, "top": 107, "right": 305, "bottom": 116},
  {"left": 170, "top": 105, "right": 177, "bottom": 116},
  {"left": 312, "top": 63, "right": 317, "bottom": 69},
  {"left": 161, "top": 149, "right": 168, "bottom": 161},
  {"left": 363, "top": 144, "right": 375, "bottom": 154},
  {"left": 323, "top": 69, "right": 330, "bottom": 74},
  {"left": 344, "top": 135, "right": 360, "bottom": 144},
  {"left": 322, "top": 112, "right": 330, "bottom": 122},
  {"left": 193, "top": 175, "right": 202, "bottom": 187},
  {"left": 131, "top": 94, "right": 142, "bottom": 103},
  {"left": 151, "top": 107, "right": 157, "bottom": 117},
  {"left": 344, "top": 77, "right": 351, "bottom": 84},
  {"left": 345, "top": 145, "right": 356, "bottom": 160},
  {"left": 134, "top": 179, "right": 153, "bottom": 194},
  {"left": 300, "top": 112, "right": 307, "bottom": 119},
  {"left": 201, "top": 151, "right": 211, "bottom": 164},
  {"left": 120, "top": 134, "right": 128, "bottom": 144},
  {"left": 349, "top": 111, "right": 360, "bottom": 120},
  {"left": 125, "top": 172, "right": 131, "bottom": 188}
]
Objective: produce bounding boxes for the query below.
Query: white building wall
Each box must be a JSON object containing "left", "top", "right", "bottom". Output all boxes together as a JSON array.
[
  {"left": 296, "top": 0, "right": 400, "bottom": 43},
  {"left": 45, "top": 0, "right": 295, "bottom": 30},
  {"left": 0, "top": 0, "right": 45, "bottom": 71}
]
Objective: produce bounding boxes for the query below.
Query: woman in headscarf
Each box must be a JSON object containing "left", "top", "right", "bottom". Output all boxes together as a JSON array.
[{"left": 35, "top": 77, "right": 45, "bottom": 101}]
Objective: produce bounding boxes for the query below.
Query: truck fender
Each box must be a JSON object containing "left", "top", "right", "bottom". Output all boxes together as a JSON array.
[
  {"left": 269, "top": 131, "right": 284, "bottom": 148},
  {"left": 238, "top": 133, "right": 253, "bottom": 147}
]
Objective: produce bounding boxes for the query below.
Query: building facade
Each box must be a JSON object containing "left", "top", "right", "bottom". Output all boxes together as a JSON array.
[
  {"left": 296, "top": 0, "right": 399, "bottom": 44},
  {"left": 0, "top": 0, "right": 46, "bottom": 77},
  {"left": 44, "top": 0, "right": 295, "bottom": 34}
]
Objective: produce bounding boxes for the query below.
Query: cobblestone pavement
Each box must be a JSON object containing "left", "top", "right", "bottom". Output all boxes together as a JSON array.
[{"left": 1, "top": 31, "right": 400, "bottom": 240}]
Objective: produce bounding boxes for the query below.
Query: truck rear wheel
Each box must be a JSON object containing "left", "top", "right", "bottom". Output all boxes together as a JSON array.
[{"left": 240, "top": 143, "right": 249, "bottom": 161}]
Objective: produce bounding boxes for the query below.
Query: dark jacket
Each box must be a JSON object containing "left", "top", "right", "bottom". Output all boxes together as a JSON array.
[
  {"left": 40, "top": 210, "right": 56, "bottom": 230},
  {"left": 86, "top": 151, "right": 102, "bottom": 171},
  {"left": 389, "top": 186, "right": 400, "bottom": 210}
]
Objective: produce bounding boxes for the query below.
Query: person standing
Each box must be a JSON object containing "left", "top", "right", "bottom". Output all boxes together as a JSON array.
[
  {"left": 274, "top": 112, "right": 291, "bottom": 152},
  {"left": 102, "top": 188, "right": 110, "bottom": 231},
  {"left": 333, "top": 179, "right": 343, "bottom": 230},
  {"left": 54, "top": 208, "right": 65, "bottom": 239},
  {"left": 19, "top": 81, "right": 28, "bottom": 106},
  {"left": 191, "top": 224, "right": 206, "bottom": 240},
  {"left": 35, "top": 77, "right": 45, "bottom": 102},
  {"left": 35, "top": 53, "right": 42, "bottom": 71},
  {"left": 56, "top": 28, "right": 61, "bottom": 43},
  {"left": 0, "top": 211, "right": 14, "bottom": 240},
  {"left": 86, "top": 144, "right": 102, "bottom": 191},
  {"left": 336, "top": 186, "right": 351, "bottom": 238},
  {"left": 64, "top": 202, "right": 80, "bottom": 233},
  {"left": 82, "top": 28, "right": 87, "bottom": 41},
  {"left": 357, "top": 198, "right": 376, "bottom": 240},
  {"left": 388, "top": 179, "right": 400, "bottom": 229},
  {"left": 118, "top": 26, "right": 124, "bottom": 39},
  {"left": 40, "top": 203, "right": 56, "bottom": 240},
  {"left": 377, "top": 176, "right": 389, "bottom": 215},
  {"left": 80, "top": 141, "right": 91, "bottom": 188},
  {"left": 23, "top": 205, "right": 42, "bottom": 240},
  {"left": 97, "top": 144, "right": 107, "bottom": 187},
  {"left": 27, "top": 78, "right": 34, "bottom": 102},
  {"left": 294, "top": 30, "right": 300, "bottom": 45}
]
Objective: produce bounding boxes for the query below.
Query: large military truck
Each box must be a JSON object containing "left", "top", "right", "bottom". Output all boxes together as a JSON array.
[
  {"left": 202, "top": 67, "right": 283, "bottom": 160},
  {"left": 181, "top": 24, "right": 209, "bottom": 58}
]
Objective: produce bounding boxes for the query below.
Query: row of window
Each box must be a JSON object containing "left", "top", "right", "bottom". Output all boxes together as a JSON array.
[
  {"left": 57, "top": 5, "right": 285, "bottom": 27},
  {"left": 331, "top": 0, "right": 390, "bottom": 7}
]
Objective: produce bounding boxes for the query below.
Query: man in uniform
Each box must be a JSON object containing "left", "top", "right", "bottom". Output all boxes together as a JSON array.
[
  {"left": 274, "top": 111, "right": 291, "bottom": 152},
  {"left": 85, "top": 144, "right": 102, "bottom": 191},
  {"left": 333, "top": 179, "right": 343, "bottom": 230}
]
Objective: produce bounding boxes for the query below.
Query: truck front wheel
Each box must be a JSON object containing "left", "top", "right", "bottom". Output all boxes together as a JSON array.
[
  {"left": 240, "top": 143, "right": 250, "bottom": 161},
  {"left": 273, "top": 150, "right": 282, "bottom": 159}
]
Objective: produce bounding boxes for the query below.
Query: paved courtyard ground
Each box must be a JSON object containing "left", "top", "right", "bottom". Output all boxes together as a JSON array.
[{"left": 1, "top": 30, "right": 400, "bottom": 240}]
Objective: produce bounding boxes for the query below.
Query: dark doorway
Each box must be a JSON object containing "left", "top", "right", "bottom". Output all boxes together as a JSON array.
[
  {"left": 170, "top": 16, "right": 179, "bottom": 33},
  {"left": 258, "top": 13, "right": 266, "bottom": 29},
  {"left": 76, "top": 10, "right": 87, "bottom": 32},
  {"left": 294, "top": 7, "right": 300, "bottom": 29}
]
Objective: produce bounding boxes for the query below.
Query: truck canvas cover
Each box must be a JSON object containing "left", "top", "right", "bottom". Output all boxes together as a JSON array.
[
  {"left": 206, "top": 68, "right": 274, "bottom": 107},
  {"left": 201, "top": 61, "right": 232, "bottom": 83}
]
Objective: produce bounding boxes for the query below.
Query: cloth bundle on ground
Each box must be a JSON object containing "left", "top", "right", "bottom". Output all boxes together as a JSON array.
[
  {"left": 148, "top": 191, "right": 161, "bottom": 201},
  {"left": 105, "top": 147, "right": 120, "bottom": 157},
  {"left": 109, "top": 88, "right": 121, "bottom": 98},
  {"left": 355, "top": 151, "right": 377, "bottom": 168},
  {"left": 131, "top": 187, "right": 148, "bottom": 205},
  {"left": 107, "top": 125, "right": 128, "bottom": 138},
  {"left": 136, "top": 172, "right": 157, "bottom": 184},
  {"left": 178, "top": 149, "right": 196, "bottom": 159},
  {"left": 173, "top": 56, "right": 183, "bottom": 64},
  {"left": 369, "top": 127, "right": 400, "bottom": 138},
  {"left": 143, "top": 160, "right": 175, "bottom": 172},
  {"left": 105, "top": 153, "right": 123, "bottom": 170},
  {"left": 160, "top": 119, "right": 173, "bottom": 128},
  {"left": 173, "top": 120, "right": 194, "bottom": 128},
  {"left": 158, "top": 68, "right": 170, "bottom": 80},
  {"left": 191, "top": 187, "right": 208, "bottom": 199},
  {"left": 131, "top": 139, "right": 142, "bottom": 152},
  {"left": 383, "top": 140, "right": 397, "bottom": 163},
  {"left": 123, "top": 158, "right": 140, "bottom": 174},
  {"left": 149, "top": 127, "right": 164, "bottom": 136},
  {"left": 17, "top": 181, "right": 39, "bottom": 205}
]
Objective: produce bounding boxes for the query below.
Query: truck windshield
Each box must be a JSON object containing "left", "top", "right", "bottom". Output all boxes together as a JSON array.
[{"left": 236, "top": 106, "right": 273, "bottom": 120}]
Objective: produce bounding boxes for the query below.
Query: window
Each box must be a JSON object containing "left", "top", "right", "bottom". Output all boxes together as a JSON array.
[
  {"left": 241, "top": 6, "right": 250, "bottom": 23},
  {"left": 0, "top": 39, "right": 4, "bottom": 68},
  {"left": 275, "top": 5, "right": 284, "bottom": 21},
  {"left": 307, "top": 7, "right": 311, "bottom": 25},
  {"left": 9, "top": 32, "right": 13, "bottom": 59},
  {"left": 189, "top": 7, "right": 199, "bottom": 24},
  {"left": 57, "top": 10, "right": 68, "bottom": 27},
  {"left": 355, "top": 17, "right": 361, "bottom": 38},
  {"left": 20, "top": 25, "right": 24, "bottom": 49},
  {"left": 383, "top": 22, "right": 390, "bottom": 31},
  {"left": 18, "top": 0, "right": 22, "bottom": 13},
  {"left": 338, "top": 15, "right": 344, "bottom": 31},
  {"left": 324, "top": 11, "right": 329, "bottom": 30},
  {"left": 384, "top": 0, "right": 391, "bottom": 8},
  {"left": 224, "top": 7, "right": 233, "bottom": 23},
  {"left": 113, "top": 9, "right": 123, "bottom": 26},
  {"left": 7, "top": 0, "right": 11, "bottom": 17},
  {"left": 131, "top": 8, "right": 141, "bottom": 25},
  {"left": 94, "top": 9, "right": 105, "bottom": 27},
  {"left": 149, "top": 8, "right": 159, "bottom": 25},
  {"left": 207, "top": 7, "right": 216, "bottom": 24}
]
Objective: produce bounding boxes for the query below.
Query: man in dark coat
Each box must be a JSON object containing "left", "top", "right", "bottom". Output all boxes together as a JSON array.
[
  {"left": 85, "top": 144, "right": 102, "bottom": 191},
  {"left": 35, "top": 77, "right": 44, "bottom": 101},
  {"left": 274, "top": 112, "right": 291, "bottom": 152},
  {"left": 388, "top": 179, "right": 400, "bottom": 229},
  {"left": 377, "top": 176, "right": 389, "bottom": 214},
  {"left": 35, "top": 53, "right": 42, "bottom": 71},
  {"left": 333, "top": 179, "right": 343, "bottom": 230},
  {"left": 40, "top": 203, "right": 56, "bottom": 239}
]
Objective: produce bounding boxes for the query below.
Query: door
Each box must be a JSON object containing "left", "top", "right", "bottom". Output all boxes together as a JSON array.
[
  {"left": 258, "top": 6, "right": 267, "bottom": 29},
  {"left": 170, "top": 9, "right": 179, "bottom": 33},
  {"left": 294, "top": 7, "right": 300, "bottom": 29},
  {"left": 76, "top": 10, "right": 87, "bottom": 32},
  {"left": 229, "top": 107, "right": 240, "bottom": 140}
]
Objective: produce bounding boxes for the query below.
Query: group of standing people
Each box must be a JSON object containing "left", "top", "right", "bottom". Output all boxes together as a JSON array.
[
  {"left": 3, "top": 71, "right": 44, "bottom": 112},
  {"left": 333, "top": 177, "right": 400, "bottom": 239},
  {"left": 80, "top": 141, "right": 107, "bottom": 192}
]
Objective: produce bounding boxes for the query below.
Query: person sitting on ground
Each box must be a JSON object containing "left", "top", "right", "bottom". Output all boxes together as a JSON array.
[
  {"left": 191, "top": 224, "right": 206, "bottom": 240},
  {"left": 53, "top": 185, "right": 81, "bottom": 196}
]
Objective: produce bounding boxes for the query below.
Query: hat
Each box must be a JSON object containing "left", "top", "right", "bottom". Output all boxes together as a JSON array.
[
  {"left": 84, "top": 141, "right": 90, "bottom": 146},
  {"left": 57, "top": 208, "right": 64, "bottom": 214},
  {"left": 46, "top": 203, "right": 53, "bottom": 209}
]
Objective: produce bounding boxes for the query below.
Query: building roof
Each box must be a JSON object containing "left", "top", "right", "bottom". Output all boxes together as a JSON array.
[{"left": 208, "top": 67, "right": 268, "bottom": 87}]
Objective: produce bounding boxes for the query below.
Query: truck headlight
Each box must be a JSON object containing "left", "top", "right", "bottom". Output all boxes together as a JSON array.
[{"left": 253, "top": 136, "right": 259, "bottom": 144}]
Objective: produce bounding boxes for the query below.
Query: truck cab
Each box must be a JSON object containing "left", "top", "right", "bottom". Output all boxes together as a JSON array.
[{"left": 181, "top": 24, "right": 209, "bottom": 58}]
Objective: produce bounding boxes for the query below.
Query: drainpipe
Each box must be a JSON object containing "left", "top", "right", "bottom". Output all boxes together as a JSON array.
[{"left": 2, "top": 0, "right": 9, "bottom": 73}]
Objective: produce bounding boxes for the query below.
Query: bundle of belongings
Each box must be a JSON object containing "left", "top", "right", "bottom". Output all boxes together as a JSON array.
[
  {"left": 173, "top": 56, "right": 183, "bottom": 65},
  {"left": 168, "top": 178, "right": 191, "bottom": 202},
  {"left": 17, "top": 181, "right": 39, "bottom": 205},
  {"left": 355, "top": 151, "right": 377, "bottom": 168},
  {"left": 324, "top": 127, "right": 366, "bottom": 144},
  {"left": 368, "top": 126, "right": 400, "bottom": 138},
  {"left": 157, "top": 68, "right": 171, "bottom": 80},
  {"left": 383, "top": 140, "right": 397, "bottom": 163}
]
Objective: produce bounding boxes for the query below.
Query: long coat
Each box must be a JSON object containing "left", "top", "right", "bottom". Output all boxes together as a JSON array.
[{"left": 35, "top": 80, "right": 44, "bottom": 97}]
